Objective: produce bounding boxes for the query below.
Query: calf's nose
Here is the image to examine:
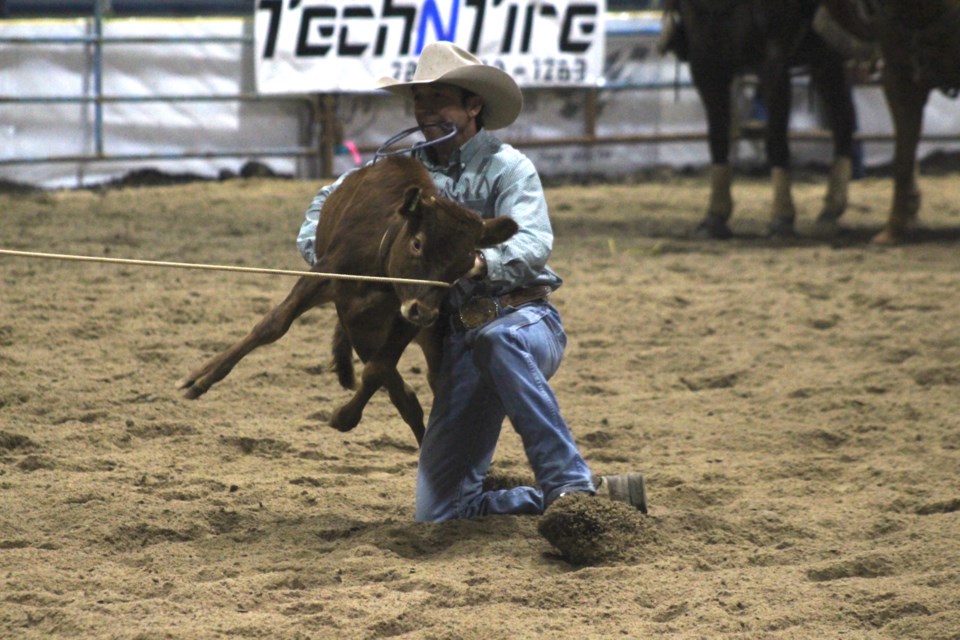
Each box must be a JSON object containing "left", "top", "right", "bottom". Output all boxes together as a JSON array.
[{"left": 401, "top": 299, "right": 438, "bottom": 327}]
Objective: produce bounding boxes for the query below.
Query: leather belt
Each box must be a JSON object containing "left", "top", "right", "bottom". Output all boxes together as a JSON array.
[
  {"left": 500, "top": 285, "right": 552, "bottom": 309},
  {"left": 451, "top": 285, "right": 552, "bottom": 331}
]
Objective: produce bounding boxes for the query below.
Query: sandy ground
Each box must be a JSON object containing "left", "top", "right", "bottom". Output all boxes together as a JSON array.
[{"left": 1, "top": 169, "right": 959, "bottom": 639}]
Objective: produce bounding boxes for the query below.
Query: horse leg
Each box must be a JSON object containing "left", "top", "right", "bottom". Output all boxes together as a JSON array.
[
  {"left": 812, "top": 47, "right": 856, "bottom": 232},
  {"left": 178, "top": 275, "right": 334, "bottom": 399},
  {"left": 691, "top": 66, "right": 735, "bottom": 239},
  {"left": 762, "top": 56, "right": 797, "bottom": 237},
  {"left": 873, "top": 68, "right": 927, "bottom": 245},
  {"left": 768, "top": 166, "right": 796, "bottom": 237},
  {"left": 816, "top": 156, "right": 853, "bottom": 234},
  {"left": 704, "top": 164, "right": 734, "bottom": 238}
]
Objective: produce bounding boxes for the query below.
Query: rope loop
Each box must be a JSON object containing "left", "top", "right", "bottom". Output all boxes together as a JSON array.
[{"left": 373, "top": 122, "right": 458, "bottom": 162}]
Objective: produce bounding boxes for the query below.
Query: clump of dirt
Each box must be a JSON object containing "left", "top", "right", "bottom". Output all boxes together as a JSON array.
[{"left": 538, "top": 493, "right": 657, "bottom": 565}]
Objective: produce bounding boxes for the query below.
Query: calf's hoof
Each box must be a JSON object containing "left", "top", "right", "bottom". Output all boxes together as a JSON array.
[
  {"left": 330, "top": 404, "right": 362, "bottom": 433},
  {"left": 176, "top": 377, "right": 207, "bottom": 400},
  {"left": 694, "top": 215, "right": 733, "bottom": 240}
]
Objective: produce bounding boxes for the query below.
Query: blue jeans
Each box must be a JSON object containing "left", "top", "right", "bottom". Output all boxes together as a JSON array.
[{"left": 415, "top": 301, "right": 595, "bottom": 522}]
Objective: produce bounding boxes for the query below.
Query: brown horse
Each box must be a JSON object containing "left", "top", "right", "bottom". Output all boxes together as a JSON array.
[
  {"left": 673, "top": 0, "right": 857, "bottom": 239},
  {"left": 178, "top": 156, "right": 518, "bottom": 445}
]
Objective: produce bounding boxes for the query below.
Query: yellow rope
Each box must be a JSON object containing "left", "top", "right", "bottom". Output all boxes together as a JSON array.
[{"left": 0, "top": 249, "right": 451, "bottom": 288}]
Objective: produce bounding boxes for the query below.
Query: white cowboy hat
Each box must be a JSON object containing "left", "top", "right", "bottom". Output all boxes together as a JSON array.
[{"left": 376, "top": 41, "right": 523, "bottom": 130}]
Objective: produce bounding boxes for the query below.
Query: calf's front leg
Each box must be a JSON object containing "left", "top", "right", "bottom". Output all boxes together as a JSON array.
[
  {"left": 415, "top": 324, "right": 446, "bottom": 394},
  {"left": 380, "top": 368, "right": 425, "bottom": 445},
  {"left": 330, "top": 313, "right": 421, "bottom": 437}
]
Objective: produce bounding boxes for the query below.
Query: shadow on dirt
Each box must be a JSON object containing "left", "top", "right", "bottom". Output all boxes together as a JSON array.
[{"left": 554, "top": 216, "right": 960, "bottom": 250}]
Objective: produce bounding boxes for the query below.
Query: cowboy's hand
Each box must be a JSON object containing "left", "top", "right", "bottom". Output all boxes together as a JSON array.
[{"left": 464, "top": 250, "right": 487, "bottom": 281}]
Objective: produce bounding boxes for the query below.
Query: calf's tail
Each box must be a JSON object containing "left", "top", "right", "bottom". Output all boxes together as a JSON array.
[{"left": 331, "top": 320, "right": 356, "bottom": 390}]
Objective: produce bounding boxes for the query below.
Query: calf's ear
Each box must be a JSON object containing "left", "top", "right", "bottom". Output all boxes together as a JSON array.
[
  {"left": 477, "top": 216, "right": 519, "bottom": 248},
  {"left": 398, "top": 186, "right": 423, "bottom": 220}
]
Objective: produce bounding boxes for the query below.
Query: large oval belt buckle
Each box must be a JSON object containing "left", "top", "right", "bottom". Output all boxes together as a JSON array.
[{"left": 458, "top": 297, "right": 499, "bottom": 330}]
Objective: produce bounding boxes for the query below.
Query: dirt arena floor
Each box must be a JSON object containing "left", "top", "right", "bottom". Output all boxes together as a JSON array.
[{"left": 2, "top": 169, "right": 959, "bottom": 639}]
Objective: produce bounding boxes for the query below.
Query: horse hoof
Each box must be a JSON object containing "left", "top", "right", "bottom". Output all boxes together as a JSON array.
[
  {"left": 694, "top": 217, "right": 733, "bottom": 240},
  {"left": 873, "top": 217, "right": 918, "bottom": 245},
  {"left": 814, "top": 210, "right": 845, "bottom": 236},
  {"left": 870, "top": 229, "right": 900, "bottom": 246},
  {"left": 767, "top": 219, "right": 796, "bottom": 239},
  {"left": 813, "top": 218, "right": 841, "bottom": 238}
]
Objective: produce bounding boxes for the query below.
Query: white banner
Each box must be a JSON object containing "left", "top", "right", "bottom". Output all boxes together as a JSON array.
[{"left": 254, "top": 0, "right": 606, "bottom": 94}]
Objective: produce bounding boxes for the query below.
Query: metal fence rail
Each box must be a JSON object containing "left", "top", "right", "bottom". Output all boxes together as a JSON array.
[{"left": 0, "top": 0, "right": 323, "bottom": 174}]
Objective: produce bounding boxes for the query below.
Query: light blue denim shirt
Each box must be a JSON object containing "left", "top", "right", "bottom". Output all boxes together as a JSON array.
[{"left": 296, "top": 129, "right": 562, "bottom": 309}]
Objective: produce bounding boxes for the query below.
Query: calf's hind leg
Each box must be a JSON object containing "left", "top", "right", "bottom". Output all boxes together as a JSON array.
[{"left": 178, "top": 276, "right": 333, "bottom": 399}]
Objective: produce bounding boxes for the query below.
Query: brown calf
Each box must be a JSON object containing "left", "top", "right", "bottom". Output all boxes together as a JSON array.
[{"left": 177, "top": 155, "right": 518, "bottom": 444}]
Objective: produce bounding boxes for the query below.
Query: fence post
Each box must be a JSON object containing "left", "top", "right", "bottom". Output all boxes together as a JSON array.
[
  {"left": 317, "top": 93, "right": 338, "bottom": 179},
  {"left": 93, "top": 0, "right": 107, "bottom": 157},
  {"left": 585, "top": 86, "right": 598, "bottom": 144}
]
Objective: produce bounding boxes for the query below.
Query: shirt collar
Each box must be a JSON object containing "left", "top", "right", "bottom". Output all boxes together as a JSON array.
[{"left": 417, "top": 129, "right": 496, "bottom": 172}]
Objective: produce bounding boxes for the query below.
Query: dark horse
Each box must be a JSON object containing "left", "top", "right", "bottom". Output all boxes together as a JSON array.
[
  {"left": 672, "top": 0, "right": 857, "bottom": 238},
  {"left": 825, "top": 0, "right": 960, "bottom": 244}
]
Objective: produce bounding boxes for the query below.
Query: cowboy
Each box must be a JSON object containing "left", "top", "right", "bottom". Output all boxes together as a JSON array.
[{"left": 297, "top": 42, "right": 647, "bottom": 522}]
